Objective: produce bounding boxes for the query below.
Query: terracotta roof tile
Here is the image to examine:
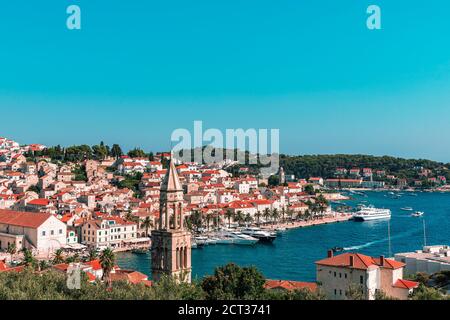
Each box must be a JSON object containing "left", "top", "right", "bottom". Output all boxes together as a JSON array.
[
  {"left": 85, "top": 271, "right": 97, "bottom": 282},
  {"left": 316, "top": 253, "right": 405, "bottom": 270},
  {"left": 393, "top": 279, "right": 419, "bottom": 289},
  {"left": 0, "top": 209, "right": 52, "bottom": 228},
  {"left": 85, "top": 260, "right": 102, "bottom": 271},
  {"left": 0, "top": 260, "right": 8, "bottom": 271},
  {"left": 264, "top": 280, "right": 318, "bottom": 292}
]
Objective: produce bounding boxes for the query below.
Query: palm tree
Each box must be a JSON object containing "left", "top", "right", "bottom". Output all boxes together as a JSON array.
[
  {"left": 304, "top": 209, "right": 312, "bottom": 221},
  {"left": 7, "top": 243, "right": 16, "bottom": 262},
  {"left": 306, "top": 201, "right": 318, "bottom": 220},
  {"left": 87, "top": 248, "right": 99, "bottom": 261},
  {"left": 141, "top": 216, "right": 153, "bottom": 237},
  {"left": 235, "top": 210, "right": 245, "bottom": 226},
  {"left": 184, "top": 217, "right": 193, "bottom": 232},
  {"left": 225, "top": 209, "right": 234, "bottom": 228},
  {"left": 286, "top": 208, "right": 294, "bottom": 222},
  {"left": 211, "top": 211, "right": 221, "bottom": 230},
  {"left": 66, "top": 253, "right": 80, "bottom": 264},
  {"left": 263, "top": 208, "right": 271, "bottom": 225},
  {"left": 316, "top": 194, "right": 329, "bottom": 218},
  {"left": 73, "top": 253, "right": 81, "bottom": 262},
  {"left": 52, "top": 248, "right": 65, "bottom": 265},
  {"left": 244, "top": 213, "right": 253, "bottom": 226},
  {"left": 271, "top": 208, "right": 279, "bottom": 226},
  {"left": 281, "top": 207, "right": 286, "bottom": 223},
  {"left": 190, "top": 210, "right": 203, "bottom": 233},
  {"left": 21, "top": 248, "right": 37, "bottom": 268},
  {"left": 254, "top": 211, "right": 262, "bottom": 227},
  {"left": 100, "top": 248, "right": 116, "bottom": 289},
  {"left": 39, "top": 260, "right": 50, "bottom": 271}
]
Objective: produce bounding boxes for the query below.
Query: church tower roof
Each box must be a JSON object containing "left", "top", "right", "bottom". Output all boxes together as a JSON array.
[{"left": 161, "top": 159, "right": 183, "bottom": 192}]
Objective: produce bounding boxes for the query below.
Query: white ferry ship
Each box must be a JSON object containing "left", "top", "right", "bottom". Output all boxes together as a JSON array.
[{"left": 353, "top": 205, "right": 391, "bottom": 221}]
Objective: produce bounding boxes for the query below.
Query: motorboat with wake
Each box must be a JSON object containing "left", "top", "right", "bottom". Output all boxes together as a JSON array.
[
  {"left": 331, "top": 246, "right": 344, "bottom": 253},
  {"left": 411, "top": 211, "right": 424, "bottom": 217}
]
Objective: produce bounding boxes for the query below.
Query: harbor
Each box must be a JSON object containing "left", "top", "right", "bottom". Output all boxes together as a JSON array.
[
  {"left": 117, "top": 191, "right": 450, "bottom": 282},
  {"left": 190, "top": 213, "right": 353, "bottom": 248}
]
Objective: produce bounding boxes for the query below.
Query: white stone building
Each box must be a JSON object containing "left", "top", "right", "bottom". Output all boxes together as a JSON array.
[
  {"left": 0, "top": 209, "right": 67, "bottom": 255},
  {"left": 81, "top": 216, "right": 138, "bottom": 250},
  {"left": 316, "top": 251, "right": 419, "bottom": 300},
  {"left": 395, "top": 245, "right": 450, "bottom": 275}
]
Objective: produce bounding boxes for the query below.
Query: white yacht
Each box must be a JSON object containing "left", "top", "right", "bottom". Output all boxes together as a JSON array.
[
  {"left": 411, "top": 211, "right": 424, "bottom": 217},
  {"left": 194, "top": 236, "right": 208, "bottom": 247},
  {"left": 216, "top": 232, "right": 258, "bottom": 246},
  {"left": 241, "top": 227, "right": 277, "bottom": 242},
  {"left": 353, "top": 205, "right": 391, "bottom": 221}
]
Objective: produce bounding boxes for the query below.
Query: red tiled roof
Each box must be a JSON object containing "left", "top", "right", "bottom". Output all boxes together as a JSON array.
[
  {"left": 251, "top": 199, "right": 273, "bottom": 205},
  {"left": 316, "top": 253, "right": 405, "bottom": 270},
  {"left": 373, "top": 257, "right": 405, "bottom": 269},
  {"left": 141, "top": 280, "right": 153, "bottom": 287},
  {"left": 0, "top": 209, "right": 52, "bottom": 228},
  {"left": 110, "top": 270, "right": 148, "bottom": 284},
  {"left": 228, "top": 201, "right": 254, "bottom": 209},
  {"left": 0, "top": 265, "right": 24, "bottom": 273},
  {"left": 85, "top": 260, "right": 102, "bottom": 271},
  {"left": 127, "top": 271, "right": 148, "bottom": 284},
  {"left": 85, "top": 271, "right": 97, "bottom": 282},
  {"left": 53, "top": 263, "right": 69, "bottom": 272},
  {"left": 0, "top": 260, "right": 8, "bottom": 271},
  {"left": 28, "top": 198, "right": 50, "bottom": 206},
  {"left": 60, "top": 214, "right": 73, "bottom": 223},
  {"left": 264, "top": 280, "right": 318, "bottom": 292},
  {"left": 393, "top": 279, "right": 419, "bottom": 290}
]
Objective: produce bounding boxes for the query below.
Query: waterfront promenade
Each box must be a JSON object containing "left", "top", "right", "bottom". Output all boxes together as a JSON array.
[{"left": 261, "top": 213, "right": 353, "bottom": 231}]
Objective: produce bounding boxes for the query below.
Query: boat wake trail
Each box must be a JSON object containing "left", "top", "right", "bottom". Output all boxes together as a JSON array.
[
  {"left": 344, "top": 229, "right": 418, "bottom": 251},
  {"left": 344, "top": 239, "right": 385, "bottom": 251}
]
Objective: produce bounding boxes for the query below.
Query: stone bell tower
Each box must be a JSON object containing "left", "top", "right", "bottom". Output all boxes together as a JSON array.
[{"left": 151, "top": 159, "right": 192, "bottom": 283}]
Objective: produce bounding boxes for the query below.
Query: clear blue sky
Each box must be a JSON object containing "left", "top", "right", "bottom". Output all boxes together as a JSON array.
[{"left": 0, "top": 1, "right": 449, "bottom": 161}]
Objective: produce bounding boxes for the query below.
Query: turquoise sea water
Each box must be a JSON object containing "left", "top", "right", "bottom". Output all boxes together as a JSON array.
[{"left": 116, "top": 191, "right": 450, "bottom": 282}]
